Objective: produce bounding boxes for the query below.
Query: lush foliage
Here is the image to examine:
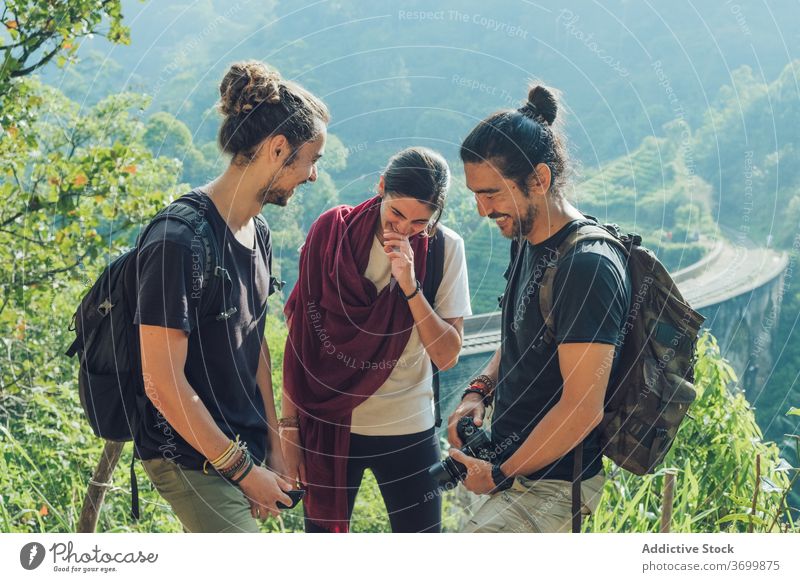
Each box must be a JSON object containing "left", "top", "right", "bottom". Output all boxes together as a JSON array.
[
  {"left": 588, "top": 333, "right": 798, "bottom": 533},
  {"left": 3, "top": 320, "right": 797, "bottom": 532},
  {"left": 1, "top": 0, "right": 128, "bottom": 95},
  {"left": 0, "top": 77, "right": 182, "bottom": 404},
  {"left": 2, "top": 0, "right": 798, "bottom": 535}
]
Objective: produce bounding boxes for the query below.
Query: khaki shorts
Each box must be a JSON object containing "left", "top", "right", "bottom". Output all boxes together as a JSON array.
[
  {"left": 461, "top": 472, "right": 606, "bottom": 533},
  {"left": 142, "top": 457, "right": 259, "bottom": 533}
]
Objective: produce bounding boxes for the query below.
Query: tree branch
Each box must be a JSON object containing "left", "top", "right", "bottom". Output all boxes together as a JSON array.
[
  {"left": 0, "top": 227, "right": 48, "bottom": 246},
  {"left": 12, "top": 44, "right": 61, "bottom": 78},
  {"left": 0, "top": 210, "right": 28, "bottom": 228},
  {"left": 24, "top": 248, "right": 93, "bottom": 286}
]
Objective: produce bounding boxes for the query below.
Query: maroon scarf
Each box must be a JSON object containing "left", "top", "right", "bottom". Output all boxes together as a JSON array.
[{"left": 283, "top": 196, "right": 428, "bottom": 532}]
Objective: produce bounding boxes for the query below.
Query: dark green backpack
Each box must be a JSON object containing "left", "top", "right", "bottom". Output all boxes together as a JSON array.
[{"left": 535, "top": 217, "right": 705, "bottom": 531}]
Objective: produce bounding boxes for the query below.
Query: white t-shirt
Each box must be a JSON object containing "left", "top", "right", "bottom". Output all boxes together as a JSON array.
[{"left": 350, "top": 224, "right": 472, "bottom": 436}]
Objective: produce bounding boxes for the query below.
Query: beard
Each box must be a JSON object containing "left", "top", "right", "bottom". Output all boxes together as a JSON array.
[
  {"left": 491, "top": 202, "right": 537, "bottom": 240},
  {"left": 257, "top": 161, "right": 307, "bottom": 207},
  {"left": 257, "top": 183, "right": 295, "bottom": 207},
  {"left": 512, "top": 203, "right": 537, "bottom": 239}
]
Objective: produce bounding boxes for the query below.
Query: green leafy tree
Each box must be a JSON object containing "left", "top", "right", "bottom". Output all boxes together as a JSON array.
[
  {"left": 0, "top": 1, "right": 185, "bottom": 531},
  {"left": 0, "top": 0, "right": 128, "bottom": 95},
  {"left": 143, "top": 111, "right": 219, "bottom": 184},
  {"left": 0, "top": 80, "right": 185, "bottom": 531},
  {"left": 0, "top": 78, "right": 181, "bottom": 392}
]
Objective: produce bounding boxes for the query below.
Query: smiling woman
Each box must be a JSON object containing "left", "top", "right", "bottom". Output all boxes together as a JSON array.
[
  {"left": 378, "top": 148, "right": 450, "bottom": 236},
  {"left": 281, "top": 146, "right": 472, "bottom": 533}
]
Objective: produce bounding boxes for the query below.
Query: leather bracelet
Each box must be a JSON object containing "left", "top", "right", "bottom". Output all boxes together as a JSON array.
[
  {"left": 219, "top": 448, "right": 250, "bottom": 480},
  {"left": 230, "top": 454, "right": 255, "bottom": 485},
  {"left": 469, "top": 374, "right": 497, "bottom": 393},
  {"left": 468, "top": 374, "right": 497, "bottom": 406},
  {"left": 462, "top": 387, "right": 488, "bottom": 400},
  {"left": 402, "top": 280, "right": 421, "bottom": 300},
  {"left": 278, "top": 416, "right": 300, "bottom": 428},
  {"left": 463, "top": 386, "right": 493, "bottom": 407}
]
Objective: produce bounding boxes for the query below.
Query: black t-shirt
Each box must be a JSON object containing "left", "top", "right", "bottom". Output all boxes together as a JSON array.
[
  {"left": 133, "top": 190, "right": 275, "bottom": 470},
  {"left": 491, "top": 218, "right": 632, "bottom": 481}
]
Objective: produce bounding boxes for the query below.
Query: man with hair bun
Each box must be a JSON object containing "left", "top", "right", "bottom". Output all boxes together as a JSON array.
[
  {"left": 447, "top": 84, "right": 632, "bottom": 532},
  {"left": 134, "top": 60, "right": 328, "bottom": 532}
]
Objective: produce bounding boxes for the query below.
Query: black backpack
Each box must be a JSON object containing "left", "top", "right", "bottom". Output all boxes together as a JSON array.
[{"left": 65, "top": 192, "right": 274, "bottom": 517}]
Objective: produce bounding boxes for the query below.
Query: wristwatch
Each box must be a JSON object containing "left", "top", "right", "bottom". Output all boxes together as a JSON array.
[{"left": 491, "top": 464, "right": 514, "bottom": 493}]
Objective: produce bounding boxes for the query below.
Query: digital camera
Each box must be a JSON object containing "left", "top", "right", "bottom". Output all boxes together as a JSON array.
[{"left": 428, "top": 417, "right": 495, "bottom": 490}]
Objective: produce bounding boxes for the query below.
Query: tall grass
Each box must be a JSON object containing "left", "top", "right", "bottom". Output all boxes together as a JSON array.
[{"left": 1, "top": 322, "right": 796, "bottom": 533}]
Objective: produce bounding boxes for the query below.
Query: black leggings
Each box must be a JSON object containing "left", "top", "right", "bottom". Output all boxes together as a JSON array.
[{"left": 304, "top": 427, "right": 442, "bottom": 533}]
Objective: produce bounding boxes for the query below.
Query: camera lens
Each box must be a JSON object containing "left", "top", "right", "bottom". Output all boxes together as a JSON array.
[{"left": 428, "top": 456, "right": 467, "bottom": 490}]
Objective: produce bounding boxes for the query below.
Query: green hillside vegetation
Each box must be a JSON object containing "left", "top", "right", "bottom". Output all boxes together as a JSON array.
[
  {"left": 692, "top": 63, "right": 800, "bottom": 248},
  {"left": 576, "top": 132, "right": 716, "bottom": 273}
]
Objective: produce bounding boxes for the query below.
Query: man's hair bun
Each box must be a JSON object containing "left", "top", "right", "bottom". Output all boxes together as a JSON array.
[
  {"left": 518, "top": 84, "right": 558, "bottom": 126},
  {"left": 218, "top": 60, "right": 282, "bottom": 116}
]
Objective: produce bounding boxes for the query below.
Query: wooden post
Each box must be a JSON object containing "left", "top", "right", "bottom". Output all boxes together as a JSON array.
[
  {"left": 77, "top": 441, "right": 124, "bottom": 533},
  {"left": 748, "top": 454, "right": 761, "bottom": 533},
  {"left": 660, "top": 470, "right": 677, "bottom": 533}
]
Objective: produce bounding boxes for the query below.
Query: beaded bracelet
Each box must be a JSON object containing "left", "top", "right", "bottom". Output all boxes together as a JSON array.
[
  {"left": 219, "top": 449, "right": 250, "bottom": 481},
  {"left": 468, "top": 374, "right": 497, "bottom": 405},
  {"left": 402, "top": 280, "right": 421, "bottom": 301},
  {"left": 218, "top": 440, "right": 249, "bottom": 477},
  {"left": 469, "top": 374, "right": 497, "bottom": 394}
]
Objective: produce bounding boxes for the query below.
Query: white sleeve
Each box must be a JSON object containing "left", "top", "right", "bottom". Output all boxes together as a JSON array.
[{"left": 434, "top": 231, "right": 472, "bottom": 319}]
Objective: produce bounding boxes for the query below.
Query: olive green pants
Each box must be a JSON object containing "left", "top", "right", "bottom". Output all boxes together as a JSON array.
[
  {"left": 142, "top": 457, "right": 259, "bottom": 533},
  {"left": 462, "top": 473, "right": 606, "bottom": 533}
]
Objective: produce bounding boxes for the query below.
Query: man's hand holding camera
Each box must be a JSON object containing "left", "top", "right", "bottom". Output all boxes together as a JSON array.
[
  {"left": 435, "top": 372, "right": 517, "bottom": 496},
  {"left": 447, "top": 448, "right": 496, "bottom": 495},
  {"left": 447, "top": 392, "right": 485, "bottom": 448}
]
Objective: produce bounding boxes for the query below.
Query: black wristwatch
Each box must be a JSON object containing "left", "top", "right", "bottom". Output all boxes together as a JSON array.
[{"left": 491, "top": 464, "right": 514, "bottom": 493}]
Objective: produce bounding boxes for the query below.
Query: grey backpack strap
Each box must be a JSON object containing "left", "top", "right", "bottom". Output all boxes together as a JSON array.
[
  {"left": 538, "top": 225, "right": 628, "bottom": 348},
  {"left": 141, "top": 198, "right": 226, "bottom": 322},
  {"left": 572, "top": 441, "right": 583, "bottom": 533},
  {"left": 422, "top": 229, "right": 446, "bottom": 427},
  {"left": 253, "top": 213, "right": 284, "bottom": 295}
]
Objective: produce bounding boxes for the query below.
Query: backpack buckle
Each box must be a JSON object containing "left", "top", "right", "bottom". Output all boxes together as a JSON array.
[
  {"left": 216, "top": 307, "right": 238, "bottom": 321},
  {"left": 270, "top": 276, "right": 286, "bottom": 292},
  {"left": 214, "top": 266, "right": 230, "bottom": 281},
  {"left": 97, "top": 298, "right": 114, "bottom": 317}
]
